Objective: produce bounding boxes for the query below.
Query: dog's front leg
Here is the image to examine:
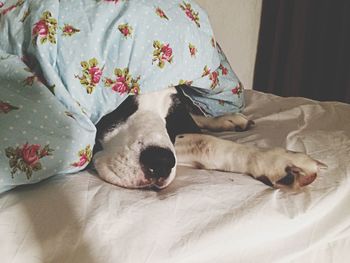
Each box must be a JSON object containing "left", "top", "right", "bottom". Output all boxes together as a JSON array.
[
  {"left": 175, "top": 134, "right": 327, "bottom": 190},
  {"left": 191, "top": 113, "right": 254, "bottom": 132}
]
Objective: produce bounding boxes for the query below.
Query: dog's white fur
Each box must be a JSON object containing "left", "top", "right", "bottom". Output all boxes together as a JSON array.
[
  {"left": 175, "top": 134, "right": 325, "bottom": 189},
  {"left": 94, "top": 87, "right": 327, "bottom": 190}
]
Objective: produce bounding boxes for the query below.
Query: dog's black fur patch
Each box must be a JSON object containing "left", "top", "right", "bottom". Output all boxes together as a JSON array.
[
  {"left": 94, "top": 96, "right": 139, "bottom": 153},
  {"left": 166, "top": 87, "right": 202, "bottom": 143},
  {"left": 93, "top": 86, "right": 202, "bottom": 153}
]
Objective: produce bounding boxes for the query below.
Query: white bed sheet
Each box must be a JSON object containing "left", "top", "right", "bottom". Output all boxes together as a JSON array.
[{"left": 1, "top": 90, "right": 350, "bottom": 263}]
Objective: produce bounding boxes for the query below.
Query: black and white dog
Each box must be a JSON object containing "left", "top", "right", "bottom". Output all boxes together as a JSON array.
[{"left": 93, "top": 86, "right": 327, "bottom": 190}]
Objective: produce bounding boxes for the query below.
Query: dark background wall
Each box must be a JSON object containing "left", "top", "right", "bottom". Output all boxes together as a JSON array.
[{"left": 253, "top": 0, "right": 350, "bottom": 103}]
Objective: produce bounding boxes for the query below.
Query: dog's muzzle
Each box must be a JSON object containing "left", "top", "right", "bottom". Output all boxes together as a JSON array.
[{"left": 140, "top": 146, "right": 176, "bottom": 188}]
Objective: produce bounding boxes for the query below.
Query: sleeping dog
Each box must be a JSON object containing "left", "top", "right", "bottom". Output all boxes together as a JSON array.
[
  {"left": 93, "top": 86, "right": 327, "bottom": 190},
  {"left": 0, "top": 0, "right": 326, "bottom": 192}
]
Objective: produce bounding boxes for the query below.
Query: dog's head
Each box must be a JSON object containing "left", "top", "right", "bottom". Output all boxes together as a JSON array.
[{"left": 93, "top": 87, "right": 200, "bottom": 190}]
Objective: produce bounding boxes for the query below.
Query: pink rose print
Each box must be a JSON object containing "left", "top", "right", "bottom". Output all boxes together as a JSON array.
[
  {"left": 104, "top": 68, "right": 141, "bottom": 95},
  {"left": 232, "top": 82, "right": 244, "bottom": 97},
  {"left": 202, "top": 65, "right": 222, "bottom": 88},
  {"left": 189, "top": 43, "right": 197, "bottom": 57},
  {"left": 89, "top": 66, "right": 103, "bottom": 84},
  {"left": 161, "top": 44, "right": 173, "bottom": 61},
  {"left": 155, "top": 7, "right": 169, "bottom": 20},
  {"left": 232, "top": 87, "right": 239, "bottom": 94},
  {"left": 219, "top": 64, "right": 228, "bottom": 75},
  {"left": 73, "top": 155, "right": 89, "bottom": 167},
  {"left": 209, "top": 71, "right": 219, "bottom": 89},
  {"left": 21, "top": 144, "right": 41, "bottom": 167},
  {"left": 32, "top": 11, "right": 58, "bottom": 45},
  {"left": 62, "top": 24, "right": 80, "bottom": 37},
  {"left": 179, "top": 1, "right": 200, "bottom": 27},
  {"left": 5, "top": 143, "right": 54, "bottom": 179},
  {"left": 118, "top": 23, "right": 133, "bottom": 38},
  {"left": 186, "top": 9, "right": 194, "bottom": 20},
  {"left": 75, "top": 58, "right": 104, "bottom": 94},
  {"left": 112, "top": 76, "right": 129, "bottom": 93},
  {"left": 152, "top": 41, "right": 173, "bottom": 68},
  {"left": 33, "top": 20, "right": 48, "bottom": 36},
  {"left": 72, "top": 145, "right": 92, "bottom": 167},
  {"left": 0, "top": 101, "right": 19, "bottom": 114},
  {"left": 0, "top": 2, "right": 4, "bottom": 8}
]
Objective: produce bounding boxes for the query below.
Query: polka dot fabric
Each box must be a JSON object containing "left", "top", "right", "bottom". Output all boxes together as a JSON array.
[{"left": 0, "top": 0, "right": 244, "bottom": 193}]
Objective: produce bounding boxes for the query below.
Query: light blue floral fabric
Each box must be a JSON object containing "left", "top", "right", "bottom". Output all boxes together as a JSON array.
[{"left": 0, "top": 0, "right": 244, "bottom": 193}]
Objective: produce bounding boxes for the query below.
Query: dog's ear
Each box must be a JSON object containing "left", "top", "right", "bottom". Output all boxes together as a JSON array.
[{"left": 166, "top": 87, "right": 201, "bottom": 143}]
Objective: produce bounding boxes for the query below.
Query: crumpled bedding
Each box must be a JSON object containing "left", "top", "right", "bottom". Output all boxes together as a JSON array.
[
  {"left": 1, "top": 90, "right": 349, "bottom": 263},
  {"left": 0, "top": 0, "right": 243, "bottom": 193}
]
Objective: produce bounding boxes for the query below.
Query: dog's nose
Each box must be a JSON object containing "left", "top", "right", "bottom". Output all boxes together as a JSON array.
[{"left": 140, "top": 146, "right": 176, "bottom": 179}]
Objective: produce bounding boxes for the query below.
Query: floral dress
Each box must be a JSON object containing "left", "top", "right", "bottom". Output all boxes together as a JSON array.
[{"left": 0, "top": 0, "right": 243, "bottom": 193}]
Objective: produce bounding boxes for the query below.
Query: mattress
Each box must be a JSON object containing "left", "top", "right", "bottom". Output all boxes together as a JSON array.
[{"left": 1, "top": 90, "right": 350, "bottom": 263}]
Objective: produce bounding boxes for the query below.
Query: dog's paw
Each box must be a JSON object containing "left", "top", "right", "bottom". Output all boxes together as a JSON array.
[
  {"left": 191, "top": 113, "right": 254, "bottom": 132},
  {"left": 254, "top": 149, "right": 327, "bottom": 190},
  {"left": 211, "top": 113, "right": 255, "bottom": 132}
]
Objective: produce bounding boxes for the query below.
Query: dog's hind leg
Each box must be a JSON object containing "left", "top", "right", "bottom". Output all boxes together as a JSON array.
[{"left": 174, "top": 134, "right": 327, "bottom": 190}]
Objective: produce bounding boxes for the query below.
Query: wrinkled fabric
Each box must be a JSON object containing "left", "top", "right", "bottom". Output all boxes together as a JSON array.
[
  {"left": 1, "top": 90, "right": 350, "bottom": 263},
  {"left": 0, "top": 0, "right": 243, "bottom": 193}
]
